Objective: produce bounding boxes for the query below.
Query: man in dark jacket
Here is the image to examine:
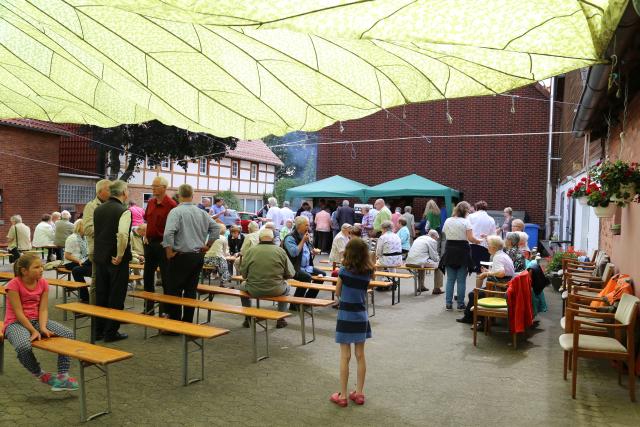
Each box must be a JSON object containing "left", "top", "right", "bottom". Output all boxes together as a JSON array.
[
  {"left": 93, "top": 180, "right": 132, "bottom": 342},
  {"left": 335, "top": 200, "right": 355, "bottom": 228}
]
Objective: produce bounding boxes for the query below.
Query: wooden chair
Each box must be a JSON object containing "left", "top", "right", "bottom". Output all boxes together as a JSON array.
[
  {"left": 559, "top": 293, "right": 639, "bottom": 401},
  {"left": 472, "top": 288, "right": 518, "bottom": 348}
]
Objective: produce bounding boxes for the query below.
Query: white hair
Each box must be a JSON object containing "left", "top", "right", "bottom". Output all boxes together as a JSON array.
[
  {"left": 95, "top": 179, "right": 111, "bottom": 193},
  {"left": 152, "top": 176, "right": 169, "bottom": 187},
  {"left": 283, "top": 201, "right": 290, "bottom": 207},
  {"left": 380, "top": 220, "right": 393, "bottom": 231},
  {"left": 341, "top": 223, "right": 352, "bottom": 230},
  {"left": 61, "top": 210, "right": 71, "bottom": 220},
  {"left": 428, "top": 229, "right": 439, "bottom": 240},
  {"left": 248, "top": 221, "right": 259, "bottom": 233},
  {"left": 10, "top": 214, "right": 22, "bottom": 223},
  {"left": 110, "top": 180, "right": 128, "bottom": 197},
  {"left": 395, "top": 207, "right": 401, "bottom": 213},
  {"left": 517, "top": 231, "right": 528, "bottom": 243},
  {"left": 404, "top": 206, "right": 412, "bottom": 213},
  {"left": 51, "top": 211, "right": 61, "bottom": 219},
  {"left": 294, "top": 216, "right": 309, "bottom": 228},
  {"left": 342, "top": 200, "right": 349, "bottom": 206},
  {"left": 487, "top": 235, "right": 504, "bottom": 251},
  {"left": 268, "top": 197, "right": 278, "bottom": 207}
]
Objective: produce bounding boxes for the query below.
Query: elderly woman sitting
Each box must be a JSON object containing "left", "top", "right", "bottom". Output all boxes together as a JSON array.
[
  {"left": 457, "top": 235, "right": 515, "bottom": 324},
  {"left": 504, "top": 232, "right": 526, "bottom": 272},
  {"left": 63, "top": 219, "right": 91, "bottom": 303},
  {"left": 376, "top": 220, "right": 403, "bottom": 271},
  {"left": 516, "top": 231, "right": 530, "bottom": 259}
]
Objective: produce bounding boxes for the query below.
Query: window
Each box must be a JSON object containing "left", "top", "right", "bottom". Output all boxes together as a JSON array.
[
  {"left": 244, "top": 199, "right": 256, "bottom": 213},
  {"left": 231, "top": 161, "right": 239, "bottom": 178},
  {"left": 251, "top": 164, "right": 257, "bottom": 180},
  {"left": 143, "top": 193, "right": 153, "bottom": 209},
  {"left": 161, "top": 158, "right": 170, "bottom": 170},
  {"left": 200, "top": 159, "right": 207, "bottom": 175}
]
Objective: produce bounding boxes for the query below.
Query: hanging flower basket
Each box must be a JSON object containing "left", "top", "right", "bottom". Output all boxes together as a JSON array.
[
  {"left": 593, "top": 204, "right": 616, "bottom": 218},
  {"left": 610, "top": 183, "right": 636, "bottom": 204}
]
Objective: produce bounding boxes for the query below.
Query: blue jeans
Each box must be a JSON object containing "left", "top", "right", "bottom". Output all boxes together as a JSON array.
[{"left": 445, "top": 266, "right": 468, "bottom": 306}]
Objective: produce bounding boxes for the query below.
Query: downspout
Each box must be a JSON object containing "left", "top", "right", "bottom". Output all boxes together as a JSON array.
[{"left": 545, "top": 77, "right": 555, "bottom": 240}]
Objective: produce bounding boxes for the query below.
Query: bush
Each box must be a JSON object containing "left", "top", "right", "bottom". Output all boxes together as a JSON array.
[
  {"left": 215, "top": 190, "right": 241, "bottom": 211},
  {"left": 546, "top": 250, "right": 579, "bottom": 273}
]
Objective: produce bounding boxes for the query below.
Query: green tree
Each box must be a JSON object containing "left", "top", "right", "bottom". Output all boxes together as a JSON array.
[
  {"left": 274, "top": 177, "right": 301, "bottom": 204},
  {"left": 215, "top": 190, "right": 241, "bottom": 211},
  {"left": 263, "top": 131, "right": 317, "bottom": 182},
  {"left": 87, "top": 120, "right": 237, "bottom": 181}
]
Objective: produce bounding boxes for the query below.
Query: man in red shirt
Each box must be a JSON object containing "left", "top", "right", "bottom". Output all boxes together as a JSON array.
[{"left": 143, "top": 176, "right": 177, "bottom": 314}]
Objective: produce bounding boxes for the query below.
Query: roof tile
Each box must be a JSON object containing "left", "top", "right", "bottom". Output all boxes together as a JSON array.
[
  {"left": 0, "top": 118, "right": 73, "bottom": 136},
  {"left": 227, "top": 139, "right": 283, "bottom": 166}
]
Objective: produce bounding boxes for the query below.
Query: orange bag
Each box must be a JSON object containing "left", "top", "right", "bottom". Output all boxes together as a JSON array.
[{"left": 589, "top": 274, "right": 631, "bottom": 308}]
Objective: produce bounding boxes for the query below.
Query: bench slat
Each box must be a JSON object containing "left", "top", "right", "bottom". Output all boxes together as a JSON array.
[
  {"left": 0, "top": 272, "right": 88, "bottom": 289},
  {"left": 130, "top": 291, "right": 290, "bottom": 321},
  {"left": 311, "top": 275, "right": 393, "bottom": 288},
  {"left": 32, "top": 337, "right": 133, "bottom": 365},
  {"left": 56, "top": 302, "right": 229, "bottom": 339},
  {"left": 197, "top": 284, "right": 334, "bottom": 307}
]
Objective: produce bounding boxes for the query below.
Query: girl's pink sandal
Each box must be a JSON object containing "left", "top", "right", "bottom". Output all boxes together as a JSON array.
[
  {"left": 330, "top": 392, "right": 348, "bottom": 407},
  {"left": 349, "top": 391, "right": 365, "bottom": 405}
]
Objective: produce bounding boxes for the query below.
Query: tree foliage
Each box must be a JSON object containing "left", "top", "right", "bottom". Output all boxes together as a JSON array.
[
  {"left": 215, "top": 190, "right": 241, "bottom": 211},
  {"left": 263, "top": 131, "right": 317, "bottom": 182},
  {"left": 274, "top": 177, "right": 302, "bottom": 204},
  {"left": 87, "top": 120, "right": 237, "bottom": 181}
]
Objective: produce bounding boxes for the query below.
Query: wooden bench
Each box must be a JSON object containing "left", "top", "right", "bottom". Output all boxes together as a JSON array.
[
  {"left": 311, "top": 275, "right": 402, "bottom": 305},
  {"left": 0, "top": 319, "right": 132, "bottom": 422},
  {"left": 287, "top": 279, "right": 379, "bottom": 316},
  {"left": 0, "top": 273, "right": 89, "bottom": 320},
  {"left": 197, "top": 284, "right": 333, "bottom": 345},
  {"left": 387, "top": 264, "right": 437, "bottom": 296},
  {"left": 56, "top": 302, "right": 229, "bottom": 386},
  {"left": 129, "top": 291, "right": 289, "bottom": 362}
]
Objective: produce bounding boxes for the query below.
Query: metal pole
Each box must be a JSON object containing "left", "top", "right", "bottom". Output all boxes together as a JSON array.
[{"left": 545, "top": 77, "right": 556, "bottom": 240}]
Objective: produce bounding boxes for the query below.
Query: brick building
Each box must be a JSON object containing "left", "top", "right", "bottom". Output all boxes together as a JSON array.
[
  {"left": 316, "top": 84, "right": 559, "bottom": 226},
  {"left": 0, "top": 119, "right": 71, "bottom": 237}
]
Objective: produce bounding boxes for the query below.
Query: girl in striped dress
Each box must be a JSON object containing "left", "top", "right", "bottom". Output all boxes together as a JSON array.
[{"left": 330, "top": 238, "right": 373, "bottom": 407}]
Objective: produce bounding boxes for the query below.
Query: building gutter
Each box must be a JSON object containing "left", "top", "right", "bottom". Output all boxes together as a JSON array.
[{"left": 572, "top": 5, "right": 640, "bottom": 137}]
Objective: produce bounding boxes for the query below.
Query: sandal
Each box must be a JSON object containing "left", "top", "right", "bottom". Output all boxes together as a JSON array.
[
  {"left": 348, "top": 391, "right": 365, "bottom": 405},
  {"left": 330, "top": 392, "right": 348, "bottom": 407}
]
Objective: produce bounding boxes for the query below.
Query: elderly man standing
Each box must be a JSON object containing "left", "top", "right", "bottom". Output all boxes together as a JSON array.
[
  {"left": 280, "top": 201, "right": 295, "bottom": 224},
  {"left": 238, "top": 228, "right": 294, "bottom": 328},
  {"left": 329, "top": 223, "right": 352, "bottom": 265},
  {"left": 54, "top": 210, "right": 74, "bottom": 261},
  {"left": 143, "top": 176, "right": 177, "bottom": 314},
  {"left": 93, "top": 180, "right": 132, "bottom": 342},
  {"left": 265, "top": 197, "right": 284, "bottom": 244},
  {"left": 283, "top": 216, "right": 325, "bottom": 309},
  {"left": 163, "top": 184, "right": 219, "bottom": 323},
  {"left": 405, "top": 230, "right": 443, "bottom": 294},
  {"left": 372, "top": 199, "right": 392, "bottom": 237},
  {"left": 335, "top": 200, "right": 355, "bottom": 228},
  {"left": 402, "top": 206, "right": 416, "bottom": 241},
  {"left": 83, "top": 179, "right": 111, "bottom": 305}
]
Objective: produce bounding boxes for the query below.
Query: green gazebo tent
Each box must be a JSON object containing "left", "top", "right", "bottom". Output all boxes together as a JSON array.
[
  {"left": 285, "top": 175, "right": 370, "bottom": 202},
  {"left": 364, "top": 174, "right": 460, "bottom": 213}
]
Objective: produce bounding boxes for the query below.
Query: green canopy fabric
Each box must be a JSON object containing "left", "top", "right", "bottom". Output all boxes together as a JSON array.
[
  {"left": 286, "top": 175, "right": 370, "bottom": 201},
  {"left": 364, "top": 174, "right": 460, "bottom": 213},
  {"left": 0, "top": 1, "right": 628, "bottom": 138}
]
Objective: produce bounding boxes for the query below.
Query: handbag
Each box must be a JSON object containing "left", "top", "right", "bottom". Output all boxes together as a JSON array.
[{"left": 9, "top": 225, "right": 21, "bottom": 263}]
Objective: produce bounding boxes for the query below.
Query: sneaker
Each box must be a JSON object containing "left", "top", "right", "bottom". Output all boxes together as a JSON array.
[
  {"left": 38, "top": 372, "right": 54, "bottom": 386},
  {"left": 51, "top": 376, "right": 79, "bottom": 392},
  {"left": 445, "top": 304, "right": 453, "bottom": 311},
  {"left": 456, "top": 317, "right": 473, "bottom": 324},
  {"left": 457, "top": 303, "right": 466, "bottom": 311},
  {"left": 276, "top": 319, "right": 288, "bottom": 329},
  {"left": 242, "top": 318, "right": 250, "bottom": 328}
]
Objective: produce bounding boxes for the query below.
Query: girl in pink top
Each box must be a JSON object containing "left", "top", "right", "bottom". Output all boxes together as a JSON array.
[{"left": 3, "top": 254, "right": 78, "bottom": 391}]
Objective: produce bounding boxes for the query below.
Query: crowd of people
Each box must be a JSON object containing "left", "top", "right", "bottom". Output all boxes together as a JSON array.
[{"left": 4, "top": 184, "right": 535, "bottom": 402}]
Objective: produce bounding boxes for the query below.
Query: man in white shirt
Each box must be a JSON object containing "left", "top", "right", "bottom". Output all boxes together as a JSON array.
[
  {"left": 266, "top": 197, "right": 284, "bottom": 244},
  {"left": 280, "top": 201, "right": 295, "bottom": 223},
  {"left": 329, "top": 223, "right": 352, "bottom": 264},
  {"left": 405, "top": 230, "right": 443, "bottom": 293},
  {"left": 468, "top": 201, "right": 496, "bottom": 287}
]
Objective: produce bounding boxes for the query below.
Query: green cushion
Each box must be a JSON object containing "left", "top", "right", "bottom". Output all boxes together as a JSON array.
[{"left": 477, "top": 297, "right": 508, "bottom": 308}]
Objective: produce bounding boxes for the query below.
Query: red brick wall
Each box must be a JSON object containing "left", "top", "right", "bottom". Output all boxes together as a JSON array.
[
  {"left": 0, "top": 126, "right": 60, "bottom": 237},
  {"left": 317, "top": 85, "right": 558, "bottom": 225}
]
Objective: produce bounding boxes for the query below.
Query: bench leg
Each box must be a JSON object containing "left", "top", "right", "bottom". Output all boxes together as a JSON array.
[
  {"left": 300, "top": 306, "right": 316, "bottom": 345},
  {"left": 251, "top": 318, "right": 270, "bottom": 362},
  {"left": 0, "top": 338, "right": 4, "bottom": 374},
  {"left": 78, "top": 361, "right": 112, "bottom": 422},
  {"left": 413, "top": 272, "right": 419, "bottom": 296},
  {"left": 63, "top": 290, "right": 68, "bottom": 321},
  {"left": 182, "top": 335, "right": 205, "bottom": 386}
]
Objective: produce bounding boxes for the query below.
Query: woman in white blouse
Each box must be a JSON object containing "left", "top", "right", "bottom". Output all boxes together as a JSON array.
[
  {"left": 439, "top": 202, "right": 481, "bottom": 311},
  {"left": 376, "top": 220, "right": 403, "bottom": 270},
  {"left": 32, "top": 214, "right": 55, "bottom": 261},
  {"left": 63, "top": 219, "right": 91, "bottom": 302}
]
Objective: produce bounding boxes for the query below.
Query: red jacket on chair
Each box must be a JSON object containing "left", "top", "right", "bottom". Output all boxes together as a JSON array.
[{"left": 507, "top": 271, "right": 533, "bottom": 333}]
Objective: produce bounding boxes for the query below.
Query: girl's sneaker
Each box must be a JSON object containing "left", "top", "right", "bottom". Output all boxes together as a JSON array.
[
  {"left": 38, "top": 372, "right": 54, "bottom": 386},
  {"left": 51, "top": 376, "right": 79, "bottom": 392}
]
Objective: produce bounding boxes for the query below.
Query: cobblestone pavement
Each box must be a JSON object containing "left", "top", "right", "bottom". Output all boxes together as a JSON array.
[{"left": 1, "top": 260, "right": 639, "bottom": 426}]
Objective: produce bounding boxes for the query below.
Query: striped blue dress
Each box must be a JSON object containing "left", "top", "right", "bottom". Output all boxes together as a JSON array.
[{"left": 336, "top": 267, "right": 372, "bottom": 344}]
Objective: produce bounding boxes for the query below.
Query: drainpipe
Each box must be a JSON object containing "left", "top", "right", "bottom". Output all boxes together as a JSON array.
[{"left": 545, "top": 77, "right": 555, "bottom": 240}]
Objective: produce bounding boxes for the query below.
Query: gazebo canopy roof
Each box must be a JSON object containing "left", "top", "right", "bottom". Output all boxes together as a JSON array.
[
  {"left": 286, "top": 175, "right": 370, "bottom": 201},
  {"left": 364, "top": 174, "right": 459, "bottom": 199}
]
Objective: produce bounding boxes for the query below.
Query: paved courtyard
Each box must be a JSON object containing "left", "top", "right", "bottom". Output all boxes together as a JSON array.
[{"left": 1, "top": 258, "right": 639, "bottom": 426}]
